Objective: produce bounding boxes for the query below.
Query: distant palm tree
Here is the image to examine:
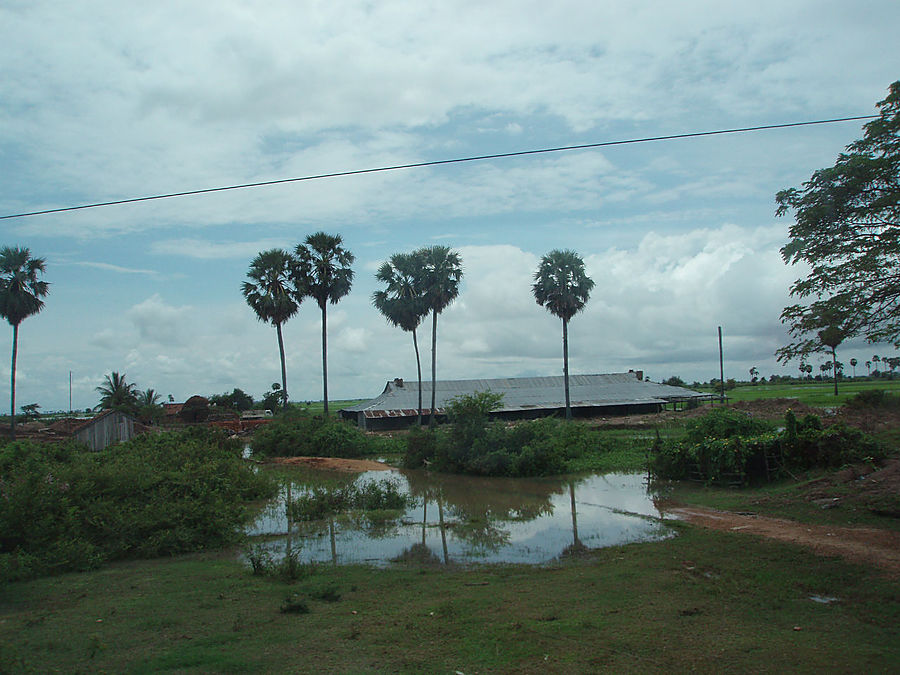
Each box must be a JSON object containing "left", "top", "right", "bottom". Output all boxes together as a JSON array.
[
  {"left": 532, "top": 249, "right": 595, "bottom": 421},
  {"left": 865, "top": 360, "right": 872, "bottom": 376},
  {"left": 373, "top": 251, "right": 430, "bottom": 425},
  {"left": 96, "top": 372, "right": 138, "bottom": 413},
  {"left": 294, "top": 233, "right": 354, "bottom": 417},
  {"left": 419, "top": 246, "right": 463, "bottom": 427},
  {"left": 850, "top": 357, "right": 858, "bottom": 378},
  {"left": 0, "top": 246, "right": 49, "bottom": 439},
  {"left": 242, "top": 249, "right": 301, "bottom": 411},
  {"left": 138, "top": 388, "right": 161, "bottom": 406}
]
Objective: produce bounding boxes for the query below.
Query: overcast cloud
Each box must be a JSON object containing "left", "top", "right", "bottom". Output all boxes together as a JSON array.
[{"left": 1, "top": 1, "right": 898, "bottom": 411}]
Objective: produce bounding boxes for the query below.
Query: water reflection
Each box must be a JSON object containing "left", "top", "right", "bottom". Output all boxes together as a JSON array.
[{"left": 246, "top": 468, "right": 672, "bottom": 566}]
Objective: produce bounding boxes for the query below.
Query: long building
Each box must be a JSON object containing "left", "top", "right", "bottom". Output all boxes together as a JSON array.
[{"left": 340, "top": 371, "right": 711, "bottom": 429}]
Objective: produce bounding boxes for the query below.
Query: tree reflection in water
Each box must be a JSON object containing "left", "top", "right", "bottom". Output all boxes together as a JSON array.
[{"left": 248, "top": 467, "right": 671, "bottom": 565}]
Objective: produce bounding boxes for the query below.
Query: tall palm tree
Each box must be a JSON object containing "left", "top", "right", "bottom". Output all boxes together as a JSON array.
[
  {"left": 419, "top": 246, "right": 463, "bottom": 427},
  {"left": 0, "top": 246, "right": 49, "bottom": 439},
  {"left": 242, "top": 249, "right": 301, "bottom": 411},
  {"left": 532, "top": 249, "right": 595, "bottom": 421},
  {"left": 850, "top": 357, "right": 858, "bottom": 378},
  {"left": 294, "top": 232, "right": 354, "bottom": 417},
  {"left": 373, "top": 251, "right": 430, "bottom": 425},
  {"left": 96, "top": 371, "right": 138, "bottom": 413},
  {"left": 138, "top": 388, "right": 161, "bottom": 406}
]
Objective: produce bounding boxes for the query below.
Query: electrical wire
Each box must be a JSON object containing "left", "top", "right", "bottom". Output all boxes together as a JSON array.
[{"left": 0, "top": 115, "right": 877, "bottom": 220}]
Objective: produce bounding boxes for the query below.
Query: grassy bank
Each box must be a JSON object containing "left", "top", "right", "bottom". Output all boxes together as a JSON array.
[
  {"left": 2, "top": 525, "right": 897, "bottom": 673},
  {"left": 697, "top": 379, "right": 900, "bottom": 407}
]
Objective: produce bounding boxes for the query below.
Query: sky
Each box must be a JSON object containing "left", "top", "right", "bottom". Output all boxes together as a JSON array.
[{"left": 1, "top": 1, "right": 899, "bottom": 412}]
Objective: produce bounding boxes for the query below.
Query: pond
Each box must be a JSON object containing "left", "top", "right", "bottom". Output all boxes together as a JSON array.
[{"left": 246, "top": 466, "right": 673, "bottom": 566}]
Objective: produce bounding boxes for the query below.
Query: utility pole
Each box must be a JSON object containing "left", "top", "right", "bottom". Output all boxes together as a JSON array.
[{"left": 718, "top": 326, "right": 725, "bottom": 404}]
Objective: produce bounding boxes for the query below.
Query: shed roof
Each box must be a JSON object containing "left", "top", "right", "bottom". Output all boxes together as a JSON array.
[{"left": 342, "top": 372, "right": 707, "bottom": 419}]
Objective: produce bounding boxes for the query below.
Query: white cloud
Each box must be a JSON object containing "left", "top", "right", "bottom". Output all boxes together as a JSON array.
[{"left": 126, "top": 294, "right": 193, "bottom": 347}]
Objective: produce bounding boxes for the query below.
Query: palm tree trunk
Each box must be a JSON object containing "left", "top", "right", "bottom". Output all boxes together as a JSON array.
[
  {"left": 10, "top": 323, "right": 18, "bottom": 439},
  {"left": 276, "top": 321, "right": 288, "bottom": 411},
  {"left": 430, "top": 310, "right": 438, "bottom": 428},
  {"left": 412, "top": 327, "right": 422, "bottom": 426},
  {"left": 832, "top": 348, "right": 838, "bottom": 396},
  {"left": 562, "top": 317, "right": 571, "bottom": 421},
  {"left": 321, "top": 304, "right": 329, "bottom": 417}
]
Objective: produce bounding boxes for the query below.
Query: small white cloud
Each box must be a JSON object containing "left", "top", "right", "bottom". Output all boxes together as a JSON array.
[{"left": 127, "top": 294, "right": 193, "bottom": 346}]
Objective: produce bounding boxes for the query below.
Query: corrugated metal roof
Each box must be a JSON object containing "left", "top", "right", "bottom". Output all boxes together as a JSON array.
[{"left": 342, "top": 372, "right": 707, "bottom": 417}]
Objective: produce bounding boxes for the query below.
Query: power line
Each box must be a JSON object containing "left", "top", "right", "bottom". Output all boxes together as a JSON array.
[{"left": 0, "top": 115, "right": 877, "bottom": 220}]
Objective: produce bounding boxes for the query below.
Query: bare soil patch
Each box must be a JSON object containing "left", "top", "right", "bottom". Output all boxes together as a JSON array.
[
  {"left": 661, "top": 503, "right": 900, "bottom": 576},
  {"left": 268, "top": 456, "right": 395, "bottom": 472}
]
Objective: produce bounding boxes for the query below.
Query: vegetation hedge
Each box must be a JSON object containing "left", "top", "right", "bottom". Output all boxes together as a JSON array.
[
  {"left": 402, "top": 392, "right": 601, "bottom": 477},
  {"left": 651, "top": 407, "right": 887, "bottom": 485},
  {"left": 0, "top": 428, "right": 276, "bottom": 583},
  {"left": 251, "top": 411, "right": 402, "bottom": 458}
]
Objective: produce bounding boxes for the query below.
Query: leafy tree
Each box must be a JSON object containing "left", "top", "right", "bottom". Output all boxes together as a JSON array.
[
  {"left": 96, "top": 372, "right": 139, "bottom": 414},
  {"left": 0, "top": 246, "right": 49, "bottom": 439},
  {"left": 532, "top": 249, "right": 595, "bottom": 421},
  {"left": 373, "top": 251, "right": 430, "bottom": 425},
  {"left": 242, "top": 249, "right": 301, "bottom": 411},
  {"left": 776, "top": 81, "right": 900, "bottom": 348},
  {"left": 20, "top": 402, "right": 40, "bottom": 418},
  {"left": 209, "top": 388, "right": 254, "bottom": 411},
  {"left": 418, "top": 246, "right": 463, "bottom": 427},
  {"left": 749, "top": 366, "right": 759, "bottom": 383},
  {"left": 293, "top": 232, "right": 355, "bottom": 417}
]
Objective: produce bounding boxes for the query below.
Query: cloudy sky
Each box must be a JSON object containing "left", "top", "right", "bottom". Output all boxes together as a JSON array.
[{"left": 2, "top": 1, "right": 899, "bottom": 412}]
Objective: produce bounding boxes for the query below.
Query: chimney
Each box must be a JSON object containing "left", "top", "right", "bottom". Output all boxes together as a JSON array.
[{"left": 393, "top": 378, "right": 404, "bottom": 388}]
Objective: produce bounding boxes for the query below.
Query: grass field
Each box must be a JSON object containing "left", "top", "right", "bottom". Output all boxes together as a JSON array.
[
  {"left": 2, "top": 525, "right": 897, "bottom": 674},
  {"left": 696, "top": 378, "right": 900, "bottom": 407}
]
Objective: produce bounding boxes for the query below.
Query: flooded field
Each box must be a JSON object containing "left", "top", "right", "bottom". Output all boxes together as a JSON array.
[{"left": 246, "top": 465, "right": 673, "bottom": 566}]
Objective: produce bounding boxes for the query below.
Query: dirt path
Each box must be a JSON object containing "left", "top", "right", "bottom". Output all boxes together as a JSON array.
[
  {"left": 661, "top": 505, "right": 900, "bottom": 577},
  {"left": 268, "top": 456, "right": 395, "bottom": 472}
]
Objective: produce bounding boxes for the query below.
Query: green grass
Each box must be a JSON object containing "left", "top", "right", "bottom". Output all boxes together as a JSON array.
[
  {"left": 694, "top": 379, "right": 900, "bottom": 407},
  {"left": 661, "top": 474, "right": 900, "bottom": 532},
  {"left": 2, "top": 527, "right": 897, "bottom": 674}
]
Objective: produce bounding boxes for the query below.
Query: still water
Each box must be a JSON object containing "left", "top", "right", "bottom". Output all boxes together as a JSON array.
[{"left": 246, "top": 467, "right": 672, "bottom": 566}]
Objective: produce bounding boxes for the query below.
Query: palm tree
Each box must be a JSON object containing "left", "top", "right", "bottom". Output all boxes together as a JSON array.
[
  {"left": 850, "top": 357, "right": 858, "bottom": 378},
  {"left": 138, "top": 388, "right": 161, "bottom": 406},
  {"left": 865, "top": 360, "right": 872, "bottom": 376},
  {"left": 96, "top": 372, "right": 138, "bottom": 413},
  {"left": 293, "top": 233, "right": 354, "bottom": 417},
  {"left": 242, "top": 249, "right": 301, "bottom": 411},
  {"left": 0, "top": 247, "right": 49, "bottom": 439},
  {"left": 373, "top": 251, "right": 430, "bottom": 425},
  {"left": 532, "top": 249, "right": 595, "bottom": 421},
  {"left": 419, "top": 246, "right": 463, "bottom": 427}
]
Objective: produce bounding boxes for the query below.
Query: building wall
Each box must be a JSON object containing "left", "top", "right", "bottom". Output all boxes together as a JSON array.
[{"left": 74, "top": 411, "right": 135, "bottom": 451}]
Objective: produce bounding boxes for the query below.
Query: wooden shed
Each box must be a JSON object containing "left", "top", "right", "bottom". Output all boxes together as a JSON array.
[{"left": 73, "top": 409, "right": 139, "bottom": 451}]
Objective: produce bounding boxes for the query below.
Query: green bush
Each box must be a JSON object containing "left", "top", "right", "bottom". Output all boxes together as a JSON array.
[
  {"left": 251, "top": 411, "right": 384, "bottom": 458},
  {"left": 845, "top": 389, "right": 900, "bottom": 409},
  {"left": 0, "top": 429, "right": 276, "bottom": 582},
  {"left": 401, "top": 393, "right": 600, "bottom": 477},
  {"left": 684, "top": 407, "right": 772, "bottom": 444},
  {"left": 651, "top": 407, "right": 887, "bottom": 484}
]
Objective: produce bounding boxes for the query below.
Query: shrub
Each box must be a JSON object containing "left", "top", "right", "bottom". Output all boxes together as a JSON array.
[
  {"left": 652, "top": 408, "right": 887, "bottom": 484},
  {"left": 845, "top": 389, "right": 900, "bottom": 409},
  {"left": 0, "top": 429, "right": 276, "bottom": 582},
  {"left": 251, "top": 411, "right": 381, "bottom": 458},
  {"left": 401, "top": 394, "right": 601, "bottom": 477}
]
